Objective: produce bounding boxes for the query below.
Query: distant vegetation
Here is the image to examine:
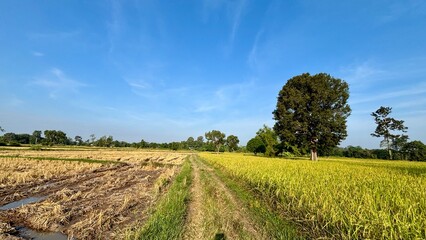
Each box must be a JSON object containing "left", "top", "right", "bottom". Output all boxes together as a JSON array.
[
  {"left": 0, "top": 72, "right": 424, "bottom": 161},
  {"left": 0, "top": 129, "right": 240, "bottom": 152}
]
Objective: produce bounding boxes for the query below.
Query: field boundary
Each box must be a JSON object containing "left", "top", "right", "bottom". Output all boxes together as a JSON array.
[
  {"left": 125, "top": 156, "right": 192, "bottom": 239},
  {"left": 198, "top": 156, "right": 304, "bottom": 240}
]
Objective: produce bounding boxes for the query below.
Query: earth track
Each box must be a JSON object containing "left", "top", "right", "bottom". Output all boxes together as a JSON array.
[{"left": 184, "top": 155, "right": 266, "bottom": 240}]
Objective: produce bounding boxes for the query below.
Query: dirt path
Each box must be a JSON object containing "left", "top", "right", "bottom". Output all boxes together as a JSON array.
[
  {"left": 184, "top": 155, "right": 266, "bottom": 240},
  {"left": 183, "top": 155, "right": 204, "bottom": 239}
]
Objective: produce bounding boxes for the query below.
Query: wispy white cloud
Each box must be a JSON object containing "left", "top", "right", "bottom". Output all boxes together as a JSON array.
[
  {"left": 194, "top": 80, "right": 255, "bottom": 112},
  {"left": 229, "top": 0, "right": 247, "bottom": 43},
  {"left": 31, "top": 51, "right": 44, "bottom": 57},
  {"left": 32, "top": 68, "right": 86, "bottom": 98},
  {"left": 341, "top": 58, "right": 426, "bottom": 107},
  {"left": 28, "top": 31, "right": 80, "bottom": 40},
  {"left": 107, "top": 0, "right": 122, "bottom": 55},
  {"left": 202, "top": 0, "right": 248, "bottom": 46},
  {"left": 340, "top": 60, "right": 387, "bottom": 86},
  {"left": 247, "top": 28, "right": 263, "bottom": 69},
  {"left": 376, "top": 0, "right": 426, "bottom": 25},
  {"left": 350, "top": 81, "right": 426, "bottom": 105}
]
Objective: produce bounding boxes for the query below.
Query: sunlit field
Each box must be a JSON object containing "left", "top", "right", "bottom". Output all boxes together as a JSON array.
[{"left": 200, "top": 152, "right": 426, "bottom": 239}]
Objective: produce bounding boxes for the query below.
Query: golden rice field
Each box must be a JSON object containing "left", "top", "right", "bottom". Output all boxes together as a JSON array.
[{"left": 200, "top": 152, "right": 426, "bottom": 239}]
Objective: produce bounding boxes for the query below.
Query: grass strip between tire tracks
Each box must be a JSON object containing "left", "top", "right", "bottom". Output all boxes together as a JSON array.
[{"left": 128, "top": 157, "right": 192, "bottom": 240}]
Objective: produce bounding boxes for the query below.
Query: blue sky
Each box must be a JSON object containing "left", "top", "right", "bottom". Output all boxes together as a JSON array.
[{"left": 1, "top": 0, "right": 425, "bottom": 148}]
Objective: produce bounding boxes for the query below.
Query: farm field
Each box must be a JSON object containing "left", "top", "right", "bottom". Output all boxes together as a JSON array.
[
  {"left": 200, "top": 152, "right": 426, "bottom": 239},
  {"left": 0, "top": 148, "right": 188, "bottom": 239},
  {"left": 1, "top": 148, "right": 425, "bottom": 239}
]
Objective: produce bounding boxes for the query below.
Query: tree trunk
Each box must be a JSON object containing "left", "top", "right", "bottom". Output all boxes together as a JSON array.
[
  {"left": 387, "top": 138, "right": 392, "bottom": 160},
  {"left": 311, "top": 147, "right": 318, "bottom": 161},
  {"left": 216, "top": 144, "right": 221, "bottom": 154}
]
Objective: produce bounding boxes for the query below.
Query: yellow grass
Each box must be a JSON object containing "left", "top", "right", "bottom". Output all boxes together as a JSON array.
[{"left": 200, "top": 152, "right": 426, "bottom": 239}]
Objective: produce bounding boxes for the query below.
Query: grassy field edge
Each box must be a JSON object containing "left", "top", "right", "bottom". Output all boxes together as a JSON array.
[
  {"left": 198, "top": 156, "right": 304, "bottom": 240},
  {"left": 126, "top": 156, "right": 192, "bottom": 240}
]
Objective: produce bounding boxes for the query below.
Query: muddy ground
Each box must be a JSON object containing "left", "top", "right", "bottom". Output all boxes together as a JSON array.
[{"left": 0, "top": 150, "right": 186, "bottom": 239}]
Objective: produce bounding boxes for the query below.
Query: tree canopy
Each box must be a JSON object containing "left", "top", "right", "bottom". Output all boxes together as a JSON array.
[
  {"left": 371, "top": 106, "right": 408, "bottom": 160},
  {"left": 402, "top": 141, "right": 426, "bottom": 161},
  {"left": 273, "top": 73, "right": 351, "bottom": 160},
  {"left": 226, "top": 135, "right": 240, "bottom": 152},
  {"left": 256, "top": 125, "right": 278, "bottom": 157},
  {"left": 246, "top": 137, "right": 265, "bottom": 155},
  {"left": 205, "top": 130, "right": 226, "bottom": 153}
]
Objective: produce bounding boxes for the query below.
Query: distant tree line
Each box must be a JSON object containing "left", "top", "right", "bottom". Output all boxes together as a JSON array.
[{"left": 0, "top": 128, "right": 240, "bottom": 153}]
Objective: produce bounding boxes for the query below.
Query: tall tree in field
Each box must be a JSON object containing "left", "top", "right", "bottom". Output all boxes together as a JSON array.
[
  {"left": 273, "top": 73, "right": 351, "bottom": 161},
  {"left": 205, "top": 130, "right": 226, "bottom": 153},
  {"left": 371, "top": 106, "right": 408, "bottom": 160},
  {"left": 32, "top": 130, "right": 42, "bottom": 144},
  {"left": 226, "top": 135, "right": 240, "bottom": 152},
  {"left": 74, "top": 135, "right": 83, "bottom": 145},
  {"left": 186, "top": 137, "right": 195, "bottom": 149},
  {"left": 90, "top": 134, "right": 96, "bottom": 144},
  {"left": 44, "top": 130, "right": 67, "bottom": 145}
]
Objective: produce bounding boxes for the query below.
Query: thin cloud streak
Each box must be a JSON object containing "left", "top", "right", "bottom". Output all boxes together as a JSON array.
[
  {"left": 28, "top": 31, "right": 80, "bottom": 40},
  {"left": 194, "top": 80, "right": 255, "bottom": 113},
  {"left": 32, "top": 68, "right": 87, "bottom": 98},
  {"left": 229, "top": 0, "right": 247, "bottom": 43},
  {"left": 31, "top": 51, "right": 44, "bottom": 57},
  {"left": 350, "top": 82, "right": 426, "bottom": 105}
]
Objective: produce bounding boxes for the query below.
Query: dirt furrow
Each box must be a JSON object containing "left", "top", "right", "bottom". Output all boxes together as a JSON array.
[
  {"left": 183, "top": 155, "right": 204, "bottom": 239},
  {"left": 184, "top": 155, "right": 265, "bottom": 240}
]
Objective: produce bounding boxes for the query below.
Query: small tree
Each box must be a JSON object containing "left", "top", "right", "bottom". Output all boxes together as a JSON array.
[
  {"left": 90, "top": 134, "right": 96, "bottom": 144},
  {"left": 196, "top": 136, "right": 204, "bottom": 150},
  {"left": 226, "top": 135, "right": 240, "bottom": 152},
  {"left": 205, "top": 130, "right": 226, "bottom": 153},
  {"left": 186, "top": 137, "right": 195, "bottom": 150},
  {"left": 246, "top": 137, "right": 266, "bottom": 155},
  {"left": 256, "top": 125, "right": 278, "bottom": 157},
  {"left": 32, "top": 130, "right": 42, "bottom": 144},
  {"left": 402, "top": 141, "right": 426, "bottom": 161},
  {"left": 74, "top": 136, "right": 83, "bottom": 145},
  {"left": 371, "top": 106, "right": 408, "bottom": 160}
]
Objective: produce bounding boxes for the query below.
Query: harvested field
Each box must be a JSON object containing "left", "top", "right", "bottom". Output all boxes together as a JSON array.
[{"left": 0, "top": 149, "right": 188, "bottom": 239}]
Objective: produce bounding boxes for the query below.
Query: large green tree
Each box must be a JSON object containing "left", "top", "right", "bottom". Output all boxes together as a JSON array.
[
  {"left": 44, "top": 130, "right": 68, "bottom": 145},
  {"left": 273, "top": 73, "right": 351, "bottom": 160},
  {"left": 205, "top": 130, "right": 226, "bottom": 153},
  {"left": 371, "top": 106, "right": 408, "bottom": 160}
]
